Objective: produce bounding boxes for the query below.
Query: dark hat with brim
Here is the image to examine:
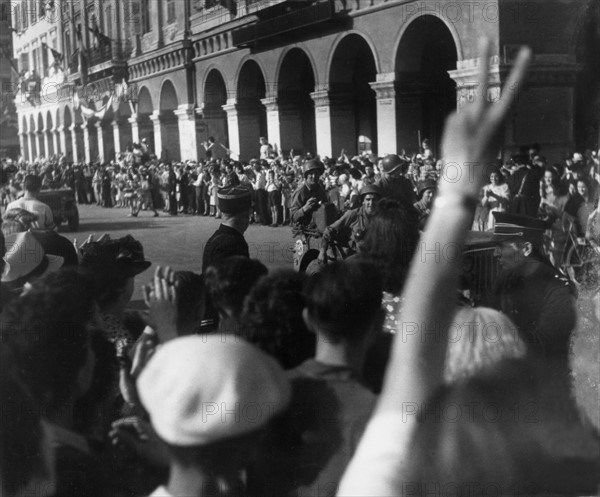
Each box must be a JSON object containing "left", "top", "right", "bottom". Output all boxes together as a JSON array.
[
  {"left": 80, "top": 235, "right": 151, "bottom": 278},
  {"left": 465, "top": 213, "right": 547, "bottom": 249},
  {"left": 218, "top": 184, "right": 253, "bottom": 214}
]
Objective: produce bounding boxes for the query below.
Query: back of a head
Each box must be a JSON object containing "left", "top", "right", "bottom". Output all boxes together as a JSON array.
[
  {"left": 242, "top": 270, "right": 315, "bottom": 369},
  {"left": 305, "top": 260, "right": 382, "bottom": 343},
  {"left": 1, "top": 268, "right": 96, "bottom": 407},
  {"left": 444, "top": 307, "right": 527, "bottom": 384},
  {"left": 205, "top": 257, "right": 268, "bottom": 319},
  {"left": 358, "top": 198, "right": 420, "bottom": 294},
  {"left": 23, "top": 175, "right": 41, "bottom": 193},
  {"left": 136, "top": 335, "right": 290, "bottom": 461}
]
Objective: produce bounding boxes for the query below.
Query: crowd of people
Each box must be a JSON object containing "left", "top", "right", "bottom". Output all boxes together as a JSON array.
[{"left": 1, "top": 42, "right": 600, "bottom": 497}]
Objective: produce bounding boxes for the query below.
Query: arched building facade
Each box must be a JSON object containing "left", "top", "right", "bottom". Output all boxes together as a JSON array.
[{"left": 13, "top": 0, "right": 600, "bottom": 164}]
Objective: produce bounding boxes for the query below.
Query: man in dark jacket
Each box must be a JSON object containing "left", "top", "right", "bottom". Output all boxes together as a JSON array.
[
  {"left": 506, "top": 154, "right": 542, "bottom": 216},
  {"left": 202, "top": 183, "right": 253, "bottom": 273},
  {"left": 490, "top": 213, "right": 576, "bottom": 361}
]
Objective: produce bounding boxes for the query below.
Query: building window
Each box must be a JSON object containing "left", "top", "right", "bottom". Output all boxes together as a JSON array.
[
  {"left": 104, "top": 6, "right": 112, "bottom": 39},
  {"left": 41, "top": 43, "right": 49, "bottom": 76},
  {"left": 29, "top": 0, "right": 35, "bottom": 24},
  {"left": 22, "top": 0, "right": 28, "bottom": 28},
  {"left": 141, "top": 0, "right": 151, "bottom": 34},
  {"left": 39, "top": 0, "right": 45, "bottom": 19},
  {"left": 166, "top": 0, "right": 175, "bottom": 23},
  {"left": 13, "top": 4, "right": 21, "bottom": 31},
  {"left": 19, "top": 52, "right": 29, "bottom": 74},
  {"left": 205, "top": 0, "right": 218, "bottom": 8}
]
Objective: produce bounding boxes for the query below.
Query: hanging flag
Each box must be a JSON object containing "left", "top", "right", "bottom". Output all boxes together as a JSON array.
[
  {"left": 88, "top": 20, "right": 111, "bottom": 47},
  {"left": 1, "top": 47, "right": 20, "bottom": 77},
  {"left": 94, "top": 95, "right": 113, "bottom": 120},
  {"left": 73, "top": 91, "right": 80, "bottom": 110},
  {"left": 41, "top": 42, "right": 64, "bottom": 65},
  {"left": 81, "top": 106, "right": 95, "bottom": 119}
]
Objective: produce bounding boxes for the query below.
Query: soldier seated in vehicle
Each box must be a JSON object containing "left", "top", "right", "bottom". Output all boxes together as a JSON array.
[
  {"left": 290, "top": 159, "right": 328, "bottom": 232},
  {"left": 318, "top": 184, "right": 381, "bottom": 264}
]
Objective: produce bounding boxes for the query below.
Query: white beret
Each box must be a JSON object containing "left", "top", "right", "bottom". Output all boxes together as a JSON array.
[{"left": 137, "top": 335, "right": 290, "bottom": 446}]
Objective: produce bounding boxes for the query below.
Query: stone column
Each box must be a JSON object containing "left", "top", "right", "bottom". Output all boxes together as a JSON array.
[
  {"left": 222, "top": 99, "right": 241, "bottom": 160},
  {"left": 174, "top": 104, "right": 199, "bottom": 161},
  {"left": 82, "top": 123, "right": 91, "bottom": 163},
  {"left": 70, "top": 124, "right": 79, "bottom": 162},
  {"left": 52, "top": 127, "right": 60, "bottom": 156},
  {"left": 27, "top": 133, "right": 35, "bottom": 161},
  {"left": 95, "top": 121, "right": 105, "bottom": 162},
  {"left": 370, "top": 73, "right": 397, "bottom": 156},
  {"left": 260, "top": 96, "right": 281, "bottom": 154},
  {"left": 129, "top": 115, "right": 140, "bottom": 143},
  {"left": 35, "top": 131, "right": 44, "bottom": 159},
  {"left": 57, "top": 125, "right": 67, "bottom": 157},
  {"left": 43, "top": 128, "right": 52, "bottom": 157},
  {"left": 19, "top": 132, "right": 27, "bottom": 160},
  {"left": 112, "top": 120, "right": 122, "bottom": 155},
  {"left": 150, "top": 111, "right": 163, "bottom": 160},
  {"left": 310, "top": 88, "right": 339, "bottom": 159}
]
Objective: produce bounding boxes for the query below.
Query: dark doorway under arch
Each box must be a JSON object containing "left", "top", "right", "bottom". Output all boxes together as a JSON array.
[
  {"left": 277, "top": 49, "right": 316, "bottom": 156},
  {"left": 395, "top": 16, "right": 458, "bottom": 156}
]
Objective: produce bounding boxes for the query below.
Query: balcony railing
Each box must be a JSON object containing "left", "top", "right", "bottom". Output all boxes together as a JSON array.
[{"left": 88, "top": 39, "right": 131, "bottom": 67}]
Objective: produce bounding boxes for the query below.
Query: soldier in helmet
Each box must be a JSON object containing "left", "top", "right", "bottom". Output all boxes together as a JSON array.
[
  {"left": 290, "top": 159, "right": 328, "bottom": 229},
  {"left": 375, "top": 154, "right": 416, "bottom": 204},
  {"left": 318, "top": 184, "right": 381, "bottom": 264}
]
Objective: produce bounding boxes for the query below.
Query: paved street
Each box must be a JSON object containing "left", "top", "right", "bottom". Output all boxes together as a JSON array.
[{"left": 61, "top": 204, "right": 295, "bottom": 300}]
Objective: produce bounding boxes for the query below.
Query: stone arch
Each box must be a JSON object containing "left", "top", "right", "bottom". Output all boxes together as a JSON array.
[
  {"left": 236, "top": 59, "right": 268, "bottom": 160},
  {"left": 277, "top": 47, "right": 316, "bottom": 155},
  {"left": 158, "top": 79, "right": 181, "bottom": 161},
  {"left": 394, "top": 15, "right": 458, "bottom": 156},
  {"left": 328, "top": 33, "right": 378, "bottom": 155},
  {"left": 137, "top": 85, "right": 154, "bottom": 151},
  {"left": 392, "top": 12, "right": 463, "bottom": 64},
  {"left": 202, "top": 68, "right": 229, "bottom": 158}
]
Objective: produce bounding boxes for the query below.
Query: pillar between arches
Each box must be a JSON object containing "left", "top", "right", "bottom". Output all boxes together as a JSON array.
[
  {"left": 370, "top": 73, "right": 397, "bottom": 156},
  {"left": 174, "top": 104, "right": 199, "bottom": 162},
  {"left": 149, "top": 111, "right": 163, "bottom": 160}
]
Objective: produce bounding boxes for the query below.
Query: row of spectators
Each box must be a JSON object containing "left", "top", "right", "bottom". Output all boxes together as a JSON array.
[{"left": 1, "top": 47, "right": 600, "bottom": 497}]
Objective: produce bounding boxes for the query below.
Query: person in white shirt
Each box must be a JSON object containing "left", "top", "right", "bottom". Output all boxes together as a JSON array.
[
  {"left": 6, "top": 174, "right": 55, "bottom": 230},
  {"left": 259, "top": 137, "right": 273, "bottom": 160}
]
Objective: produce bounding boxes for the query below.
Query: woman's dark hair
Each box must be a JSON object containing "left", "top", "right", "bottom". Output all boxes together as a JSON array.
[
  {"left": 489, "top": 167, "right": 505, "bottom": 184},
  {"left": 205, "top": 257, "right": 268, "bottom": 319},
  {"left": 2, "top": 268, "right": 96, "bottom": 408},
  {"left": 543, "top": 167, "right": 560, "bottom": 189},
  {"left": 173, "top": 271, "right": 206, "bottom": 332},
  {"left": 304, "top": 260, "right": 382, "bottom": 343},
  {"left": 242, "top": 270, "right": 315, "bottom": 369},
  {"left": 358, "top": 198, "right": 420, "bottom": 294}
]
